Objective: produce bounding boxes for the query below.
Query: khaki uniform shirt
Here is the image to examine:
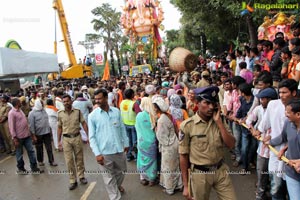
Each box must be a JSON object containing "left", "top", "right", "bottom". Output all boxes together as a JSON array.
[
  {"left": 58, "top": 108, "right": 85, "bottom": 134},
  {"left": 0, "top": 103, "right": 11, "bottom": 122},
  {"left": 179, "top": 113, "right": 231, "bottom": 165},
  {"left": 20, "top": 103, "right": 31, "bottom": 117},
  {"left": 196, "top": 79, "right": 210, "bottom": 88}
]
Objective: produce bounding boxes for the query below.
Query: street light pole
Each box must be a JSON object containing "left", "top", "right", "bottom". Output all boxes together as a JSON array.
[{"left": 78, "top": 40, "right": 99, "bottom": 68}]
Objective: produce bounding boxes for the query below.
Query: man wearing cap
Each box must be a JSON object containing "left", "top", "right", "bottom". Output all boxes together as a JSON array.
[
  {"left": 255, "top": 79, "right": 297, "bottom": 200},
  {"left": 246, "top": 87, "right": 278, "bottom": 200},
  {"left": 81, "top": 85, "right": 91, "bottom": 101},
  {"left": 19, "top": 96, "right": 30, "bottom": 117},
  {"left": 191, "top": 71, "right": 200, "bottom": 88},
  {"left": 196, "top": 71, "right": 210, "bottom": 88},
  {"left": 179, "top": 86, "right": 236, "bottom": 200}
]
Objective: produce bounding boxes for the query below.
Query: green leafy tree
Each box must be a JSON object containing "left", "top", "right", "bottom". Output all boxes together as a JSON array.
[
  {"left": 90, "top": 3, "right": 121, "bottom": 76},
  {"left": 169, "top": 0, "right": 300, "bottom": 53}
]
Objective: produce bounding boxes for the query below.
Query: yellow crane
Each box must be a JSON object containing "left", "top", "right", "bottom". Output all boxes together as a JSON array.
[{"left": 48, "top": 0, "right": 93, "bottom": 80}]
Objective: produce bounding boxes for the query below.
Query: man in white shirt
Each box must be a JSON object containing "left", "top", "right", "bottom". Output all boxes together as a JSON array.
[
  {"left": 235, "top": 50, "right": 244, "bottom": 76},
  {"left": 55, "top": 89, "right": 65, "bottom": 111},
  {"left": 257, "top": 79, "right": 298, "bottom": 200}
]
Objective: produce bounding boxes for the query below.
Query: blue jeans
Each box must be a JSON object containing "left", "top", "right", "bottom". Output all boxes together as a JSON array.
[
  {"left": 286, "top": 175, "right": 300, "bottom": 200},
  {"left": 15, "top": 136, "right": 38, "bottom": 170},
  {"left": 232, "top": 122, "right": 242, "bottom": 162},
  {"left": 269, "top": 173, "right": 288, "bottom": 200},
  {"left": 125, "top": 125, "right": 137, "bottom": 159},
  {"left": 241, "top": 131, "right": 257, "bottom": 170}
]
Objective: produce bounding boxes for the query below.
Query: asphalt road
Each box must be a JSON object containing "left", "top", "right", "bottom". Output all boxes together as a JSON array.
[{"left": 0, "top": 144, "right": 256, "bottom": 200}]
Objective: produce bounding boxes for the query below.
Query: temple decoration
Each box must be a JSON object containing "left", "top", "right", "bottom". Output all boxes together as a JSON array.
[
  {"left": 120, "top": 0, "right": 164, "bottom": 59},
  {"left": 257, "top": 12, "right": 296, "bottom": 41}
]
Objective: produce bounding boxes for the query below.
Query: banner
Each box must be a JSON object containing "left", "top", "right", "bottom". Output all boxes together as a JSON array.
[
  {"left": 101, "top": 60, "right": 110, "bottom": 81},
  {"left": 95, "top": 53, "right": 104, "bottom": 65}
]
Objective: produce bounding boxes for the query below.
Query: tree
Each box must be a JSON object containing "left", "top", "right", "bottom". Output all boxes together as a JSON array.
[
  {"left": 164, "top": 29, "right": 184, "bottom": 55},
  {"left": 90, "top": 3, "right": 121, "bottom": 76},
  {"left": 169, "top": 0, "right": 281, "bottom": 53}
]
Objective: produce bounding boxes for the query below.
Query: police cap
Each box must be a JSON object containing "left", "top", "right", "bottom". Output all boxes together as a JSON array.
[{"left": 194, "top": 86, "right": 219, "bottom": 103}]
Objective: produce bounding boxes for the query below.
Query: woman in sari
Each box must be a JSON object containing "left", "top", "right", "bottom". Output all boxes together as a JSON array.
[
  {"left": 135, "top": 97, "right": 157, "bottom": 186},
  {"left": 152, "top": 96, "right": 183, "bottom": 195},
  {"left": 186, "top": 89, "right": 198, "bottom": 117},
  {"left": 169, "top": 94, "right": 189, "bottom": 133}
]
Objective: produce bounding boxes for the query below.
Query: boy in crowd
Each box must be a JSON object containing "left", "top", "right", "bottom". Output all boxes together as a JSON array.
[
  {"left": 234, "top": 83, "right": 255, "bottom": 174},
  {"left": 248, "top": 88, "right": 278, "bottom": 200}
]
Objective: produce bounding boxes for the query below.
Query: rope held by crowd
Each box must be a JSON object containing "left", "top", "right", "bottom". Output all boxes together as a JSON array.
[{"left": 240, "top": 123, "right": 292, "bottom": 165}]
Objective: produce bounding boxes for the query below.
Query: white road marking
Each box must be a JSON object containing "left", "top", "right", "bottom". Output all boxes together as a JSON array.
[
  {"left": 80, "top": 181, "right": 97, "bottom": 200},
  {"left": 0, "top": 156, "right": 12, "bottom": 164}
]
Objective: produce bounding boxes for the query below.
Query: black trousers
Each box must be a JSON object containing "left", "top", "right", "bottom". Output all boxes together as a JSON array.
[{"left": 35, "top": 133, "right": 54, "bottom": 164}]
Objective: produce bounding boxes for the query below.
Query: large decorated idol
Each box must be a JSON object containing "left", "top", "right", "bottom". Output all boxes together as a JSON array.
[
  {"left": 120, "top": 0, "right": 164, "bottom": 58},
  {"left": 257, "top": 12, "right": 296, "bottom": 41}
]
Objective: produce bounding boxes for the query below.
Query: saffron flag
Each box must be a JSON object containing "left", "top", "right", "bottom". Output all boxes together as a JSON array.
[{"left": 101, "top": 60, "right": 110, "bottom": 81}]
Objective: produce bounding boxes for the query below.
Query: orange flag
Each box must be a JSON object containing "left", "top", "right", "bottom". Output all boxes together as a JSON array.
[{"left": 102, "top": 60, "right": 110, "bottom": 81}]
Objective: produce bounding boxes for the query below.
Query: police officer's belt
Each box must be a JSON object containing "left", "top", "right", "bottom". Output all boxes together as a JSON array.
[
  {"left": 193, "top": 159, "right": 223, "bottom": 172},
  {"left": 63, "top": 133, "right": 80, "bottom": 138}
]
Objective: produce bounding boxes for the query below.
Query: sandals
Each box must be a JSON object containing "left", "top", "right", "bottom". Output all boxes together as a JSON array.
[
  {"left": 118, "top": 186, "right": 125, "bottom": 193},
  {"left": 162, "top": 189, "right": 174, "bottom": 195},
  {"left": 149, "top": 181, "right": 156, "bottom": 187},
  {"left": 232, "top": 161, "right": 239, "bottom": 167},
  {"left": 140, "top": 179, "right": 149, "bottom": 186}
]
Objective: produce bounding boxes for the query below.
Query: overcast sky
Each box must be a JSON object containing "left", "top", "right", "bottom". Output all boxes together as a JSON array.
[{"left": 0, "top": 0, "right": 181, "bottom": 64}]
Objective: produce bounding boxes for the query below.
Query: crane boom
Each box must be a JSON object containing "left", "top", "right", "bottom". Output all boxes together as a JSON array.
[
  {"left": 49, "top": 0, "right": 93, "bottom": 80},
  {"left": 53, "top": 0, "right": 77, "bottom": 66}
]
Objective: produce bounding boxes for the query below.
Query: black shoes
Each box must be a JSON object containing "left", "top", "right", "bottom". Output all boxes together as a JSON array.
[
  {"left": 80, "top": 177, "right": 88, "bottom": 185},
  {"left": 69, "top": 182, "right": 78, "bottom": 190},
  {"left": 6, "top": 150, "right": 16, "bottom": 156},
  {"left": 17, "top": 167, "right": 44, "bottom": 174},
  {"left": 17, "top": 168, "right": 28, "bottom": 175},
  {"left": 69, "top": 178, "right": 87, "bottom": 190},
  {"left": 49, "top": 162, "right": 58, "bottom": 166},
  {"left": 31, "top": 167, "right": 44, "bottom": 174}
]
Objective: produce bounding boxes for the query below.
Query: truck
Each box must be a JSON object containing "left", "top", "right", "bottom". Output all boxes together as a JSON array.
[
  {"left": 0, "top": 47, "right": 58, "bottom": 93},
  {"left": 48, "top": 0, "right": 93, "bottom": 80}
]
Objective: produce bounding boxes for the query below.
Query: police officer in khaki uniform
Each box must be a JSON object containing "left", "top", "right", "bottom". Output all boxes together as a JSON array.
[
  {"left": 0, "top": 95, "right": 15, "bottom": 155},
  {"left": 179, "top": 86, "right": 236, "bottom": 200},
  {"left": 58, "top": 94, "right": 88, "bottom": 190}
]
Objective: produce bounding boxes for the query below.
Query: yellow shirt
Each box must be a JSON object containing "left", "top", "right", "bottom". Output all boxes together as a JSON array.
[{"left": 230, "top": 59, "right": 236, "bottom": 75}]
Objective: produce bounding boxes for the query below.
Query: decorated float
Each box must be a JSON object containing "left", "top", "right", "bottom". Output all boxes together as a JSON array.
[
  {"left": 257, "top": 12, "right": 297, "bottom": 41},
  {"left": 120, "top": 0, "right": 164, "bottom": 64}
]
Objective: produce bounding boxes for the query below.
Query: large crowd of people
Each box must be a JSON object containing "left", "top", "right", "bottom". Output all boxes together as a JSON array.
[{"left": 1, "top": 22, "right": 300, "bottom": 200}]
